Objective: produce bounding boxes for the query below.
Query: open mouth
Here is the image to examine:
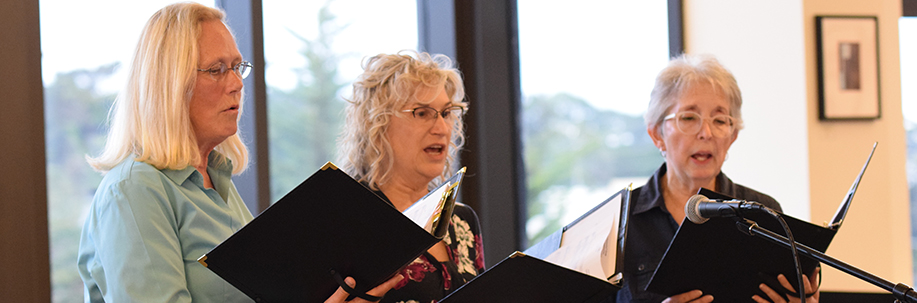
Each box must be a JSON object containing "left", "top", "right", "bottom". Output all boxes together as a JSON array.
[
  {"left": 424, "top": 144, "right": 445, "bottom": 155},
  {"left": 692, "top": 152, "right": 712, "bottom": 162},
  {"left": 225, "top": 105, "right": 239, "bottom": 112}
]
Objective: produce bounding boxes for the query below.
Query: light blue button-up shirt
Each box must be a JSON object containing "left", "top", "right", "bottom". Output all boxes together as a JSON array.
[{"left": 78, "top": 153, "right": 254, "bottom": 302}]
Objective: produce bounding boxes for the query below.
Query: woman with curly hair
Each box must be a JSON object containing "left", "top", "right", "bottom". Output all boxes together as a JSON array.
[{"left": 338, "top": 50, "right": 485, "bottom": 303}]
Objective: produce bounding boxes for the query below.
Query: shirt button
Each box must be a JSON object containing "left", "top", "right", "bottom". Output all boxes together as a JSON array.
[{"left": 638, "top": 264, "right": 645, "bottom": 271}]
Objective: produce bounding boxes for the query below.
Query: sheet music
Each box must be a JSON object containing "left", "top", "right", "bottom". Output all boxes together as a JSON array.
[
  {"left": 402, "top": 181, "right": 451, "bottom": 233},
  {"left": 543, "top": 193, "right": 622, "bottom": 280}
]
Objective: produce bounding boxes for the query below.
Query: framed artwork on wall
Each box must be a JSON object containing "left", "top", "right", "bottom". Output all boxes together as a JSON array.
[{"left": 815, "top": 16, "right": 880, "bottom": 120}]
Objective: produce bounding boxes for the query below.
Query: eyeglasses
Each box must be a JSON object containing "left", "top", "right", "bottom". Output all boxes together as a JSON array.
[
  {"left": 400, "top": 105, "right": 465, "bottom": 122},
  {"left": 197, "top": 61, "right": 253, "bottom": 81},
  {"left": 663, "top": 111, "right": 737, "bottom": 138}
]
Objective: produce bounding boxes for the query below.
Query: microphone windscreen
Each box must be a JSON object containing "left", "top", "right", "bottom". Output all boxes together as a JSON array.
[{"left": 684, "top": 194, "right": 710, "bottom": 224}]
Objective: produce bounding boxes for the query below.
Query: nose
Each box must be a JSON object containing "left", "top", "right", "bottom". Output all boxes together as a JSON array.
[
  {"left": 430, "top": 113, "right": 451, "bottom": 136},
  {"left": 226, "top": 70, "right": 244, "bottom": 94},
  {"left": 697, "top": 119, "right": 713, "bottom": 139}
]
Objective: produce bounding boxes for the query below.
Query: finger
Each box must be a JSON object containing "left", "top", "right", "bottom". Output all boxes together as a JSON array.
[
  {"left": 663, "top": 289, "right": 704, "bottom": 303},
  {"left": 692, "top": 294, "right": 714, "bottom": 303},
  {"left": 759, "top": 282, "right": 786, "bottom": 303},
  {"left": 805, "top": 269, "right": 822, "bottom": 302},
  {"left": 346, "top": 275, "right": 404, "bottom": 303},
  {"left": 801, "top": 274, "right": 812, "bottom": 292},
  {"left": 366, "top": 274, "right": 403, "bottom": 298},
  {"left": 808, "top": 267, "right": 821, "bottom": 288},
  {"left": 324, "top": 277, "right": 357, "bottom": 303},
  {"left": 777, "top": 274, "right": 795, "bottom": 291},
  {"left": 751, "top": 295, "right": 771, "bottom": 303}
]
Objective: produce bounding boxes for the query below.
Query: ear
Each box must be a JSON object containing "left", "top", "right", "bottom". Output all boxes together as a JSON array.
[
  {"left": 647, "top": 125, "right": 666, "bottom": 151},
  {"left": 727, "top": 129, "right": 739, "bottom": 146}
]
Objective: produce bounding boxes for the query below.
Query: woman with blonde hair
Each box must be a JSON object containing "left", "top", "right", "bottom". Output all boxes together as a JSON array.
[
  {"left": 77, "top": 3, "right": 398, "bottom": 302},
  {"left": 338, "top": 50, "right": 484, "bottom": 303}
]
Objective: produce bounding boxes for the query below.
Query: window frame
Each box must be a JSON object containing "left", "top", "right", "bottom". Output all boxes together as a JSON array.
[
  {"left": 1, "top": 0, "right": 683, "bottom": 299},
  {"left": 419, "top": 0, "right": 683, "bottom": 265}
]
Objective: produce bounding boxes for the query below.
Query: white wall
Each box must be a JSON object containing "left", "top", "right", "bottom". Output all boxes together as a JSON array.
[
  {"left": 803, "top": 0, "right": 912, "bottom": 292},
  {"left": 685, "top": 1, "right": 812, "bottom": 219},
  {"left": 685, "top": 0, "right": 912, "bottom": 293}
]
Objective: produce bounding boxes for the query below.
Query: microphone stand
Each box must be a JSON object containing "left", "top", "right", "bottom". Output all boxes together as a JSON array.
[{"left": 735, "top": 218, "right": 917, "bottom": 303}]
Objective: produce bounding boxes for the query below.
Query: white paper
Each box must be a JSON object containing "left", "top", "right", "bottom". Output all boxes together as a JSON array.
[
  {"left": 402, "top": 181, "right": 450, "bottom": 233},
  {"left": 543, "top": 192, "right": 622, "bottom": 280}
]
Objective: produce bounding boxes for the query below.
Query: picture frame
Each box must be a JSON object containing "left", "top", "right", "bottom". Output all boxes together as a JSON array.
[{"left": 815, "top": 16, "right": 880, "bottom": 120}]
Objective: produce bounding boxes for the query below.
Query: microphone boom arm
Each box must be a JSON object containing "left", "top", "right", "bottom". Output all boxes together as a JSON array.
[{"left": 736, "top": 218, "right": 917, "bottom": 303}]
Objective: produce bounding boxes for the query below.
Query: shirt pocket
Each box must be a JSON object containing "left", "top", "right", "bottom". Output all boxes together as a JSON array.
[{"left": 630, "top": 257, "right": 661, "bottom": 300}]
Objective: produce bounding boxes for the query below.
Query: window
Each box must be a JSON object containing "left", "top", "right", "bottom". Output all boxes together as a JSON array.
[
  {"left": 900, "top": 16, "right": 917, "bottom": 282},
  {"left": 39, "top": 1, "right": 214, "bottom": 301},
  {"left": 517, "top": 1, "right": 671, "bottom": 244},
  {"left": 262, "top": 0, "right": 418, "bottom": 201}
]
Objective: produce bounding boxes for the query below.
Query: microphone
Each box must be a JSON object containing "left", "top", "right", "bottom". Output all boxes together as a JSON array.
[{"left": 684, "top": 194, "right": 767, "bottom": 224}]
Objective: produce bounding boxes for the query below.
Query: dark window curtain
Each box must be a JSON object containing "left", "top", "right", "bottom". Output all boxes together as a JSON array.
[
  {"left": 1, "top": 0, "right": 51, "bottom": 301},
  {"left": 219, "top": 0, "right": 271, "bottom": 214},
  {"left": 906, "top": 0, "right": 917, "bottom": 16}
]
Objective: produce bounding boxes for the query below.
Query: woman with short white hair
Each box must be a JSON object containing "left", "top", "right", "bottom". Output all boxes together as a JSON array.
[{"left": 610, "top": 54, "right": 819, "bottom": 303}]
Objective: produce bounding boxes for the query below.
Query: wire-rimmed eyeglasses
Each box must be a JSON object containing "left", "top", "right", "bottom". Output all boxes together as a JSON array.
[
  {"left": 197, "top": 61, "right": 253, "bottom": 81},
  {"left": 400, "top": 105, "right": 465, "bottom": 122},
  {"left": 663, "top": 111, "right": 737, "bottom": 138}
]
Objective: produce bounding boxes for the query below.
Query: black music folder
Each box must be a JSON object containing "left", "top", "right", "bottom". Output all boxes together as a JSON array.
[
  {"left": 198, "top": 162, "right": 465, "bottom": 303},
  {"left": 645, "top": 188, "right": 835, "bottom": 301},
  {"left": 646, "top": 144, "right": 876, "bottom": 301},
  {"left": 440, "top": 186, "right": 633, "bottom": 303}
]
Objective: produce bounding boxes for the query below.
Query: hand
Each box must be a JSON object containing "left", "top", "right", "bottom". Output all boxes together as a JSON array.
[
  {"left": 662, "top": 289, "right": 714, "bottom": 303},
  {"left": 324, "top": 274, "right": 404, "bottom": 303},
  {"left": 753, "top": 267, "right": 820, "bottom": 303}
]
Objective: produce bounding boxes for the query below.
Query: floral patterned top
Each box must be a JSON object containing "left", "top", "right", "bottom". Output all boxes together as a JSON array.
[{"left": 374, "top": 190, "right": 485, "bottom": 303}]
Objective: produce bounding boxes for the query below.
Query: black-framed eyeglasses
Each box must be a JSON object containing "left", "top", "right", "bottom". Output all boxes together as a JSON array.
[
  {"left": 663, "top": 111, "right": 737, "bottom": 138},
  {"left": 197, "top": 61, "right": 253, "bottom": 81},
  {"left": 400, "top": 105, "right": 465, "bottom": 122}
]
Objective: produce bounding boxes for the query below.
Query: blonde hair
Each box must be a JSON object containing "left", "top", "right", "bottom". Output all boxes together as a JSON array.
[
  {"left": 87, "top": 2, "right": 249, "bottom": 174},
  {"left": 338, "top": 50, "right": 467, "bottom": 190},
  {"left": 645, "top": 53, "right": 744, "bottom": 133}
]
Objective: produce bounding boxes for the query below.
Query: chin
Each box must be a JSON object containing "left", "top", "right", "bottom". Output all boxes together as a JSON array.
[
  {"left": 422, "top": 167, "right": 445, "bottom": 180},
  {"left": 691, "top": 168, "right": 722, "bottom": 180}
]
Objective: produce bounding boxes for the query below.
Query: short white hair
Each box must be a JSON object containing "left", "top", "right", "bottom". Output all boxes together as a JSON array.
[{"left": 645, "top": 54, "right": 744, "bottom": 133}]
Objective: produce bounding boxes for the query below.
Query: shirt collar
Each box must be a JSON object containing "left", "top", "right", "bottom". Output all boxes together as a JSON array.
[
  {"left": 713, "top": 169, "right": 734, "bottom": 197},
  {"left": 632, "top": 163, "right": 668, "bottom": 215},
  {"left": 160, "top": 151, "right": 234, "bottom": 185},
  {"left": 632, "top": 162, "right": 733, "bottom": 215}
]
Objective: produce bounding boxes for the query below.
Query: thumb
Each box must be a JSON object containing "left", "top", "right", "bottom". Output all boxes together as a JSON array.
[{"left": 324, "top": 277, "right": 357, "bottom": 303}]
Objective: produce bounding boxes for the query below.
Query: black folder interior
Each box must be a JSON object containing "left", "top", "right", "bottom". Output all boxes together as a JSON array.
[
  {"left": 200, "top": 164, "right": 441, "bottom": 303},
  {"left": 646, "top": 188, "right": 836, "bottom": 301},
  {"left": 440, "top": 187, "right": 633, "bottom": 302},
  {"left": 439, "top": 253, "right": 619, "bottom": 303}
]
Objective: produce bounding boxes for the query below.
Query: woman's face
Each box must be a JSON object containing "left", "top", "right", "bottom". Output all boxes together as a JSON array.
[
  {"left": 189, "top": 20, "right": 244, "bottom": 150},
  {"left": 386, "top": 85, "right": 454, "bottom": 186},
  {"left": 649, "top": 83, "right": 739, "bottom": 187}
]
